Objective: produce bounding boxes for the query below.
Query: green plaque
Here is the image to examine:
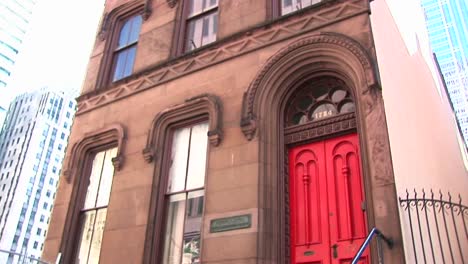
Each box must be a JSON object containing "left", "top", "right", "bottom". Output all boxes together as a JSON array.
[{"left": 210, "top": 214, "right": 252, "bottom": 233}]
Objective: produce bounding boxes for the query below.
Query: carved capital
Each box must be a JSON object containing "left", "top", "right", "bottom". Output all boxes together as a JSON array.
[
  {"left": 208, "top": 129, "right": 223, "bottom": 147},
  {"left": 167, "top": 0, "right": 177, "bottom": 8},
  {"left": 241, "top": 117, "right": 257, "bottom": 141},
  {"left": 112, "top": 155, "right": 124, "bottom": 171},
  {"left": 142, "top": 147, "right": 155, "bottom": 163}
]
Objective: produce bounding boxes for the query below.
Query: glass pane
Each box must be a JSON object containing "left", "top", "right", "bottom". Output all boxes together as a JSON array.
[
  {"left": 117, "top": 20, "right": 131, "bottom": 48},
  {"left": 167, "top": 127, "right": 191, "bottom": 193},
  {"left": 128, "top": 15, "right": 142, "bottom": 45},
  {"left": 186, "top": 123, "right": 208, "bottom": 190},
  {"left": 162, "top": 193, "right": 187, "bottom": 264},
  {"left": 183, "top": 190, "right": 204, "bottom": 264},
  {"left": 96, "top": 148, "right": 117, "bottom": 207},
  {"left": 331, "top": 90, "right": 347, "bottom": 103},
  {"left": 87, "top": 208, "right": 108, "bottom": 264},
  {"left": 75, "top": 210, "right": 96, "bottom": 263},
  {"left": 84, "top": 152, "right": 105, "bottom": 210},
  {"left": 297, "top": 96, "right": 313, "bottom": 110},
  {"left": 189, "top": 0, "right": 203, "bottom": 16},
  {"left": 311, "top": 85, "right": 329, "bottom": 100},
  {"left": 340, "top": 102, "right": 356, "bottom": 113},
  {"left": 123, "top": 46, "right": 137, "bottom": 79},
  {"left": 189, "top": 0, "right": 217, "bottom": 16},
  {"left": 186, "top": 19, "right": 203, "bottom": 51},
  {"left": 311, "top": 103, "right": 338, "bottom": 121},
  {"left": 113, "top": 51, "right": 127, "bottom": 82},
  {"left": 292, "top": 113, "right": 308, "bottom": 125}
]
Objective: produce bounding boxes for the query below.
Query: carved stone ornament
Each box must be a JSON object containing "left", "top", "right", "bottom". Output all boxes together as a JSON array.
[
  {"left": 208, "top": 129, "right": 222, "bottom": 147},
  {"left": 143, "top": 94, "right": 223, "bottom": 163},
  {"left": 112, "top": 155, "right": 124, "bottom": 170},
  {"left": 142, "top": 146, "right": 155, "bottom": 163},
  {"left": 167, "top": 0, "right": 177, "bottom": 8},
  {"left": 63, "top": 169, "right": 74, "bottom": 184},
  {"left": 240, "top": 117, "right": 257, "bottom": 141}
]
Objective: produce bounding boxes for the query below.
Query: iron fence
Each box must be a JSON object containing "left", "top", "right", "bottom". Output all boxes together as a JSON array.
[
  {"left": 399, "top": 189, "right": 468, "bottom": 264},
  {"left": 0, "top": 249, "right": 49, "bottom": 264}
]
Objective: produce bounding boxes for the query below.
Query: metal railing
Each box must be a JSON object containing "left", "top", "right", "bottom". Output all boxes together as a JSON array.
[
  {"left": 0, "top": 248, "right": 49, "bottom": 264},
  {"left": 399, "top": 189, "right": 468, "bottom": 264},
  {"left": 351, "top": 227, "right": 393, "bottom": 264}
]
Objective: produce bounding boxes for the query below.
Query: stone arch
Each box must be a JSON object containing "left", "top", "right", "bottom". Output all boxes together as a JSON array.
[{"left": 241, "top": 32, "right": 404, "bottom": 263}]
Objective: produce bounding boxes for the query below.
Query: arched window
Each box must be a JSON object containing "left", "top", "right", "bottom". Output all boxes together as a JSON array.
[
  {"left": 285, "top": 76, "right": 355, "bottom": 127},
  {"left": 112, "top": 15, "right": 142, "bottom": 82}
]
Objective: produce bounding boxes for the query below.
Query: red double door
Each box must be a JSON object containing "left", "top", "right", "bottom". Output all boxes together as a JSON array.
[{"left": 289, "top": 133, "right": 369, "bottom": 264}]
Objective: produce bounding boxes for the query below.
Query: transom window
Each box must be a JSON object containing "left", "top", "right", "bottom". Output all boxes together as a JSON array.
[
  {"left": 112, "top": 15, "right": 142, "bottom": 82},
  {"left": 286, "top": 77, "right": 355, "bottom": 127},
  {"left": 162, "top": 122, "right": 209, "bottom": 264},
  {"left": 75, "top": 148, "right": 117, "bottom": 263},
  {"left": 185, "top": 0, "right": 218, "bottom": 52},
  {"left": 281, "top": 0, "right": 323, "bottom": 15}
]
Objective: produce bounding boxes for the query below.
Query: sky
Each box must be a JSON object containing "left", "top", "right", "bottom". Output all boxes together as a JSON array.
[{"left": 5, "top": 0, "right": 106, "bottom": 101}]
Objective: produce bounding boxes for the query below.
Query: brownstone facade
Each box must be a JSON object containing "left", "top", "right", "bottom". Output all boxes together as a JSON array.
[{"left": 43, "top": 0, "right": 406, "bottom": 263}]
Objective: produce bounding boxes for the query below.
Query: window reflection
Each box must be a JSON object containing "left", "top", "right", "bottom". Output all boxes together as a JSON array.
[{"left": 185, "top": 0, "right": 218, "bottom": 52}]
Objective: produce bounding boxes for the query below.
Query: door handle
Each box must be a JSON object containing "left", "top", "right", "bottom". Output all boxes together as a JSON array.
[{"left": 331, "top": 244, "right": 338, "bottom": 259}]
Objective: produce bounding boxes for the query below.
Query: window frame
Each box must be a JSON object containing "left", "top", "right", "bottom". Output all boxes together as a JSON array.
[
  {"left": 268, "top": 0, "right": 327, "bottom": 18},
  {"left": 159, "top": 119, "right": 209, "bottom": 264},
  {"left": 57, "top": 124, "right": 126, "bottom": 264},
  {"left": 95, "top": 1, "right": 145, "bottom": 90},
  {"left": 110, "top": 14, "right": 143, "bottom": 82},
  {"left": 142, "top": 94, "right": 223, "bottom": 264},
  {"left": 172, "top": 0, "right": 219, "bottom": 56}
]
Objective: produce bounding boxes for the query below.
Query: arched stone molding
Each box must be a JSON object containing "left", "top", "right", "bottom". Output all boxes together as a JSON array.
[
  {"left": 63, "top": 123, "right": 126, "bottom": 183},
  {"left": 241, "top": 32, "right": 404, "bottom": 263},
  {"left": 59, "top": 123, "right": 126, "bottom": 264},
  {"left": 142, "top": 94, "right": 223, "bottom": 163},
  {"left": 142, "top": 93, "right": 222, "bottom": 263},
  {"left": 241, "top": 32, "right": 379, "bottom": 140}
]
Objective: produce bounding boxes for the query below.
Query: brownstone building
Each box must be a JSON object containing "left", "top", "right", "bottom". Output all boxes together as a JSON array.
[{"left": 42, "top": 0, "right": 468, "bottom": 263}]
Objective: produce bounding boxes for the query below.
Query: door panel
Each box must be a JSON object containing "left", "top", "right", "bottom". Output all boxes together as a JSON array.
[{"left": 289, "top": 133, "right": 368, "bottom": 264}]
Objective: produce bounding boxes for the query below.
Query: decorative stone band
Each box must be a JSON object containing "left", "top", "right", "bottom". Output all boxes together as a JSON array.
[
  {"left": 284, "top": 113, "right": 356, "bottom": 144},
  {"left": 77, "top": 0, "right": 369, "bottom": 115}
]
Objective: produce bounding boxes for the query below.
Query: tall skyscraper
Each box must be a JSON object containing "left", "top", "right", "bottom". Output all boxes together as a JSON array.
[
  {"left": 421, "top": 0, "right": 468, "bottom": 145},
  {"left": 0, "top": 0, "right": 39, "bottom": 126},
  {"left": 0, "top": 89, "right": 75, "bottom": 263}
]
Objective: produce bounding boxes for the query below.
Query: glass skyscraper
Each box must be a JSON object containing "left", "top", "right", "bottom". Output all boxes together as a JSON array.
[
  {"left": 421, "top": 0, "right": 468, "bottom": 145},
  {"left": 0, "top": 89, "right": 75, "bottom": 263},
  {"left": 0, "top": 0, "right": 38, "bottom": 126}
]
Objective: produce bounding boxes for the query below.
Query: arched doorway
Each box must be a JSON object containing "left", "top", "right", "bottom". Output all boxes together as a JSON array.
[
  {"left": 285, "top": 76, "right": 368, "bottom": 263},
  {"left": 240, "top": 33, "right": 404, "bottom": 263}
]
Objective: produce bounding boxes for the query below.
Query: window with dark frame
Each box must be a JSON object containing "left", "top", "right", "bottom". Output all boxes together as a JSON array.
[
  {"left": 280, "top": 0, "right": 323, "bottom": 15},
  {"left": 112, "top": 15, "right": 143, "bottom": 82},
  {"left": 184, "top": 0, "right": 218, "bottom": 52},
  {"left": 74, "top": 148, "right": 117, "bottom": 263},
  {"left": 161, "top": 121, "right": 209, "bottom": 264}
]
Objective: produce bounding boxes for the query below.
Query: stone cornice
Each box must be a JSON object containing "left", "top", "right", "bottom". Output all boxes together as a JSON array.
[{"left": 76, "top": 0, "right": 368, "bottom": 116}]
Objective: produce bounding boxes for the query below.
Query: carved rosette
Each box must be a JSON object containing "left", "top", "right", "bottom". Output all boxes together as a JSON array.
[{"left": 63, "top": 169, "right": 74, "bottom": 184}]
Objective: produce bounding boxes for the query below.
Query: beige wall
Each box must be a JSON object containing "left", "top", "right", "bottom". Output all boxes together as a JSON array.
[
  {"left": 370, "top": 1, "right": 468, "bottom": 262},
  {"left": 370, "top": 0, "right": 468, "bottom": 199}
]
